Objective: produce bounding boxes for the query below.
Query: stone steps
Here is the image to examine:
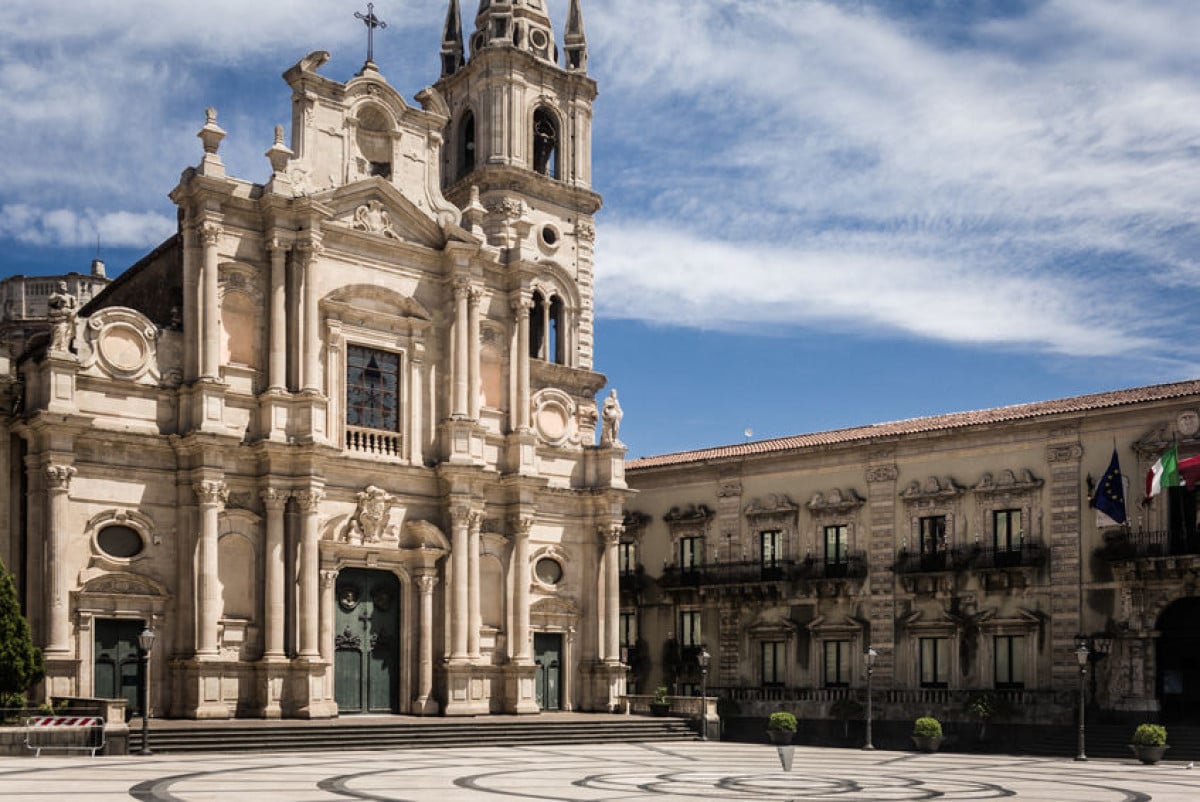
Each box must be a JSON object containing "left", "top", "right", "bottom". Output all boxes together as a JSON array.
[{"left": 127, "top": 716, "right": 698, "bottom": 754}]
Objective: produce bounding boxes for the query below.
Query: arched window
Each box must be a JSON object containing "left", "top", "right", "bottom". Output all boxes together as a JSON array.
[
  {"left": 529, "top": 292, "right": 546, "bottom": 360},
  {"left": 459, "top": 110, "right": 476, "bottom": 180},
  {"left": 528, "top": 290, "right": 566, "bottom": 365},
  {"left": 549, "top": 294, "right": 564, "bottom": 364},
  {"left": 532, "top": 108, "right": 559, "bottom": 178}
]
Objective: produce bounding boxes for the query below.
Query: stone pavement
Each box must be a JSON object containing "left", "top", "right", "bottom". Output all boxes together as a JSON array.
[{"left": 1, "top": 742, "right": 1198, "bottom": 801}]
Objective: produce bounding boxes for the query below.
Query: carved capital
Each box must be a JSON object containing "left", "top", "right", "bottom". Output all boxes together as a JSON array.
[
  {"left": 199, "top": 221, "right": 222, "bottom": 247},
  {"left": 320, "top": 569, "right": 338, "bottom": 590},
  {"left": 266, "top": 238, "right": 291, "bottom": 256},
  {"left": 600, "top": 524, "right": 624, "bottom": 546},
  {"left": 468, "top": 511, "right": 485, "bottom": 534},
  {"left": 450, "top": 505, "right": 473, "bottom": 528},
  {"left": 453, "top": 278, "right": 472, "bottom": 299},
  {"left": 574, "top": 221, "right": 596, "bottom": 243},
  {"left": 1047, "top": 444, "right": 1084, "bottom": 463},
  {"left": 260, "top": 488, "right": 288, "bottom": 511},
  {"left": 296, "top": 240, "right": 324, "bottom": 261},
  {"left": 193, "top": 480, "right": 228, "bottom": 506},
  {"left": 45, "top": 464, "right": 76, "bottom": 491},
  {"left": 866, "top": 464, "right": 899, "bottom": 484},
  {"left": 416, "top": 573, "right": 438, "bottom": 594},
  {"left": 511, "top": 516, "right": 535, "bottom": 537},
  {"left": 295, "top": 488, "right": 325, "bottom": 512}
]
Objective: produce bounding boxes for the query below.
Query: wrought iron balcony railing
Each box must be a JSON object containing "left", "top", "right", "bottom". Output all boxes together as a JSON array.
[
  {"left": 894, "top": 542, "right": 1046, "bottom": 574},
  {"left": 658, "top": 555, "right": 867, "bottom": 590},
  {"left": 1097, "top": 529, "right": 1200, "bottom": 561}
]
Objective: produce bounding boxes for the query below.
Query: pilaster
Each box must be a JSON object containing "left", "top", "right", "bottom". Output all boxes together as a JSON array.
[{"left": 866, "top": 461, "right": 899, "bottom": 684}]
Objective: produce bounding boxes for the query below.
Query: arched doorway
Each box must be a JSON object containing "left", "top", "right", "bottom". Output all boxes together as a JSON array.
[
  {"left": 334, "top": 568, "right": 401, "bottom": 714},
  {"left": 1156, "top": 597, "right": 1200, "bottom": 722}
]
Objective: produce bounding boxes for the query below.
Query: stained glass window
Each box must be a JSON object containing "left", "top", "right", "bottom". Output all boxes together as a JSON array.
[{"left": 346, "top": 345, "right": 400, "bottom": 432}]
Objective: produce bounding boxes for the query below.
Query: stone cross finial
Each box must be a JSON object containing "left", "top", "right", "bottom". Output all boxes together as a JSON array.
[{"left": 355, "top": 3, "right": 388, "bottom": 66}]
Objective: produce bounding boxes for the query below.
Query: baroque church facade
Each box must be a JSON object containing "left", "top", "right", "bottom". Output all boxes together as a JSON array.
[{"left": 1, "top": 0, "right": 631, "bottom": 719}]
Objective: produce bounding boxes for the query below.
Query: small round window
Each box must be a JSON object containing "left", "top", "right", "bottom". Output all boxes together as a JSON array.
[
  {"left": 540, "top": 225, "right": 559, "bottom": 247},
  {"left": 97, "top": 525, "right": 143, "bottom": 559},
  {"left": 529, "top": 29, "right": 549, "bottom": 50},
  {"left": 535, "top": 557, "right": 563, "bottom": 585}
]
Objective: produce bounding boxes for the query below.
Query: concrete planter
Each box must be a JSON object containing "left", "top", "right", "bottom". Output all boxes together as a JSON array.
[
  {"left": 912, "top": 735, "right": 943, "bottom": 753},
  {"left": 1130, "top": 744, "right": 1169, "bottom": 765},
  {"left": 767, "top": 729, "right": 795, "bottom": 746},
  {"left": 649, "top": 703, "right": 671, "bottom": 717}
]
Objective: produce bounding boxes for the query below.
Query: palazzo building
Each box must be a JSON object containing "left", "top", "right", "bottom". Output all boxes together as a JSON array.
[
  {"left": 624, "top": 381, "right": 1200, "bottom": 725},
  {"left": 0, "top": 0, "right": 631, "bottom": 719}
]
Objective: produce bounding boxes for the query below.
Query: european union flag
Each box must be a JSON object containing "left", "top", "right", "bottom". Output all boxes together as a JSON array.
[{"left": 1091, "top": 448, "right": 1127, "bottom": 526}]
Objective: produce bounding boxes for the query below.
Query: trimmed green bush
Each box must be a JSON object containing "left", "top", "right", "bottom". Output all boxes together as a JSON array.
[
  {"left": 1131, "top": 724, "right": 1167, "bottom": 746},
  {"left": 0, "top": 559, "right": 43, "bottom": 702},
  {"left": 653, "top": 686, "right": 670, "bottom": 704},
  {"left": 768, "top": 711, "right": 798, "bottom": 732},
  {"left": 913, "top": 717, "right": 943, "bottom": 738}
]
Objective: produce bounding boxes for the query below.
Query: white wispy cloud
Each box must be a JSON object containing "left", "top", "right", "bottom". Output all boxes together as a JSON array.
[
  {"left": 587, "top": 0, "right": 1200, "bottom": 359},
  {"left": 0, "top": 0, "right": 1196, "bottom": 368}
]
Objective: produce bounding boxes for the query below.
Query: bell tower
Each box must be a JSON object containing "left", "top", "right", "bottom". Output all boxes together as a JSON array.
[{"left": 435, "top": 0, "right": 598, "bottom": 373}]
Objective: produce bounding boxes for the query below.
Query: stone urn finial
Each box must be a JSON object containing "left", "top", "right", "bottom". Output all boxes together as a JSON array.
[{"left": 198, "top": 107, "right": 227, "bottom": 155}]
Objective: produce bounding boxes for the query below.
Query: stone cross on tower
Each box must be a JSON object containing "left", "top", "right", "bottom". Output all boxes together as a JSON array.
[{"left": 355, "top": 3, "right": 388, "bottom": 66}]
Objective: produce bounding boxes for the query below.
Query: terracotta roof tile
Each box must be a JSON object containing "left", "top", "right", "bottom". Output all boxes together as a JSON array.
[{"left": 627, "top": 379, "right": 1200, "bottom": 471}]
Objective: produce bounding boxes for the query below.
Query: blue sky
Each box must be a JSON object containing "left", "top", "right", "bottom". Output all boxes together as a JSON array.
[{"left": 1, "top": 0, "right": 1198, "bottom": 459}]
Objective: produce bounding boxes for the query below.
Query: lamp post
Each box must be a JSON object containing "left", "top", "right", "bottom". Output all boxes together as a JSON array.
[
  {"left": 138, "top": 627, "right": 156, "bottom": 756},
  {"left": 863, "top": 646, "right": 878, "bottom": 750},
  {"left": 698, "top": 645, "right": 711, "bottom": 741},
  {"left": 1074, "top": 635, "right": 1089, "bottom": 762}
]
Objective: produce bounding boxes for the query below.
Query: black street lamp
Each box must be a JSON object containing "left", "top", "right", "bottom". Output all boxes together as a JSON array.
[
  {"left": 863, "top": 646, "right": 878, "bottom": 751},
  {"left": 698, "top": 645, "right": 711, "bottom": 741},
  {"left": 138, "top": 627, "right": 156, "bottom": 756},
  {"left": 1074, "top": 634, "right": 1089, "bottom": 762}
]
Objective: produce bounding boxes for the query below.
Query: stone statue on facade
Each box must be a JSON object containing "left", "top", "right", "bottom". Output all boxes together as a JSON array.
[
  {"left": 601, "top": 388, "right": 623, "bottom": 447},
  {"left": 47, "top": 281, "right": 77, "bottom": 353}
]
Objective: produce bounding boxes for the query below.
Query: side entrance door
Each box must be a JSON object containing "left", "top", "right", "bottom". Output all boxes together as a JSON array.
[
  {"left": 534, "top": 632, "right": 562, "bottom": 711},
  {"left": 334, "top": 568, "right": 400, "bottom": 714},
  {"left": 94, "top": 619, "right": 144, "bottom": 716}
]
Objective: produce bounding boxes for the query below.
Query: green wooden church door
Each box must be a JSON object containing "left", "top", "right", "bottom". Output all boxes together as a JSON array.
[
  {"left": 334, "top": 568, "right": 400, "bottom": 714},
  {"left": 94, "top": 619, "right": 144, "bottom": 716}
]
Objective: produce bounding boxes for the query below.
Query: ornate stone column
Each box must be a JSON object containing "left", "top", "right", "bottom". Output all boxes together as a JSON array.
[
  {"left": 319, "top": 569, "right": 338, "bottom": 661},
  {"left": 468, "top": 511, "right": 483, "bottom": 658},
  {"left": 44, "top": 464, "right": 76, "bottom": 654},
  {"left": 453, "top": 281, "right": 470, "bottom": 417},
  {"left": 468, "top": 288, "right": 482, "bottom": 420},
  {"left": 182, "top": 225, "right": 199, "bottom": 381},
  {"left": 449, "top": 505, "right": 471, "bottom": 661},
  {"left": 602, "top": 524, "right": 623, "bottom": 664},
  {"left": 514, "top": 297, "right": 531, "bottom": 430},
  {"left": 200, "top": 222, "right": 222, "bottom": 380},
  {"left": 414, "top": 572, "right": 439, "bottom": 713},
  {"left": 194, "top": 480, "right": 227, "bottom": 657},
  {"left": 511, "top": 516, "right": 533, "bottom": 663},
  {"left": 266, "top": 240, "right": 288, "bottom": 391},
  {"left": 298, "top": 241, "right": 323, "bottom": 393},
  {"left": 261, "top": 488, "right": 287, "bottom": 658},
  {"left": 296, "top": 488, "right": 324, "bottom": 657}
]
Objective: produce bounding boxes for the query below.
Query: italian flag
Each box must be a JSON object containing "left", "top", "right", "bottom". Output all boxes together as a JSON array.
[{"left": 1146, "top": 444, "right": 1200, "bottom": 499}]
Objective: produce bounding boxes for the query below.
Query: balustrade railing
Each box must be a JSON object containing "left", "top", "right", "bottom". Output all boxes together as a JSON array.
[
  {"left": 1097, "top": 529, "right": 1200, "bottom": 561},
  {"left": 345, "top": 426, "right": 402, "bottom": 459}
]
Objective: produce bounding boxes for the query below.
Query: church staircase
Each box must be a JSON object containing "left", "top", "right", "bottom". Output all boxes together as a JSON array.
[{"left": 126, "top": 714, "right": 697, "bottom": 754}]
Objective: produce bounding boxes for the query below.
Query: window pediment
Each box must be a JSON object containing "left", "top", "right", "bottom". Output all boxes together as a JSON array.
[
  {"left": 901, "top": 476, "right": 966, "bottom": 503},
  {"left": 973, "top": 469, "right": 1042, "bottom": 498},
  {"left": 807, "top": 488, "right": 866, "bottom": 516},
  {"left": 744, "top": 494, "right": 799, "bottom": 519}
]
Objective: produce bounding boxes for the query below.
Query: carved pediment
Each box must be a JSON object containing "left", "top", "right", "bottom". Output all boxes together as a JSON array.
[
  {"left": 399, "top": 519, "right": 450, "bottom": 552},
  {"left": 973, "top": 469, "right": 1042, "bottom": 496},
  {"left": 807, "top": 488, "right": 866, "bottom": 514},
  {"left": 326, "top": 180, "right": 447, "bottom": 249},
  {"left": 323, "top": 283, "right": 432, "bottom": 323},
  {"left": 81, "top": 572, "right": 165, "bottom": 597},
  {"left": 746, "top": 608, "right": 798, "bottom": 638},
  {"left": 744, "top": 494, "right": 799, "bottom": 518},
  {"left": 901, "top": 476, "right": 965, "bottom": 502},
  {"left": 663, "top": 504, "right": 713, "bottom": 525}
]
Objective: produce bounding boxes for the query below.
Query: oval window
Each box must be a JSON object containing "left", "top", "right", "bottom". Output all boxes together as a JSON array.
[
  {"left": 535, "top": 557, "right": 563, "bottom": 585},
  {"left": 97, "top": 525, "right": 143, "bottom": 559}
]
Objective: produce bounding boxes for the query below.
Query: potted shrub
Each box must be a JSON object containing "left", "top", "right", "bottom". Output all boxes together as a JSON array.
[
  {"left": 1130, "top": 723, "right": 1169, "bottom": 765},
  {"left": 649, "top": 686, "right": 671, "bottom": 717},
  {"left": 912, "top": 716, "right": 943, "bottom": 752},
  {"left": 767, "top": 711, "right": 798, "bottom": 746}
]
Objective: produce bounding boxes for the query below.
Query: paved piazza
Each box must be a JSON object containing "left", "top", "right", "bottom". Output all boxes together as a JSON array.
[{"left": 1, "top": 743, "right": 1198, "bottom": 801}]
